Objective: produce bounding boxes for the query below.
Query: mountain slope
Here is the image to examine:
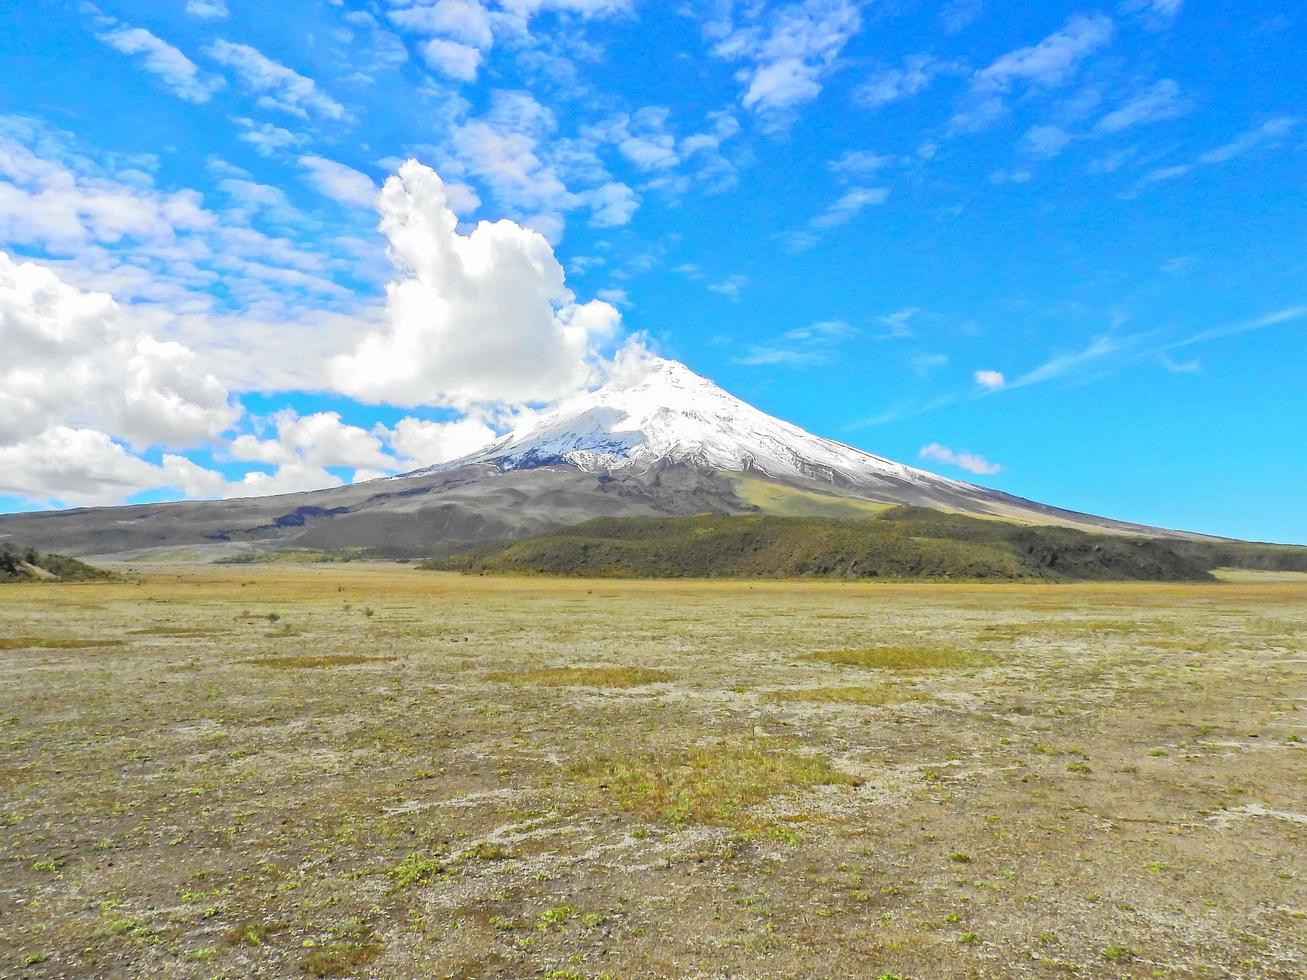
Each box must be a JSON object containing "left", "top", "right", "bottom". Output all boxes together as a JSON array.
[
  {"left": 428, "top": 509, "right": 1221, "bottom": 582},
  {"left": 413, "top": 357, "right": 1206, "bottom": 538},
  {"left": 0, "top": 356, "right": 1227, "bottom": 560}
]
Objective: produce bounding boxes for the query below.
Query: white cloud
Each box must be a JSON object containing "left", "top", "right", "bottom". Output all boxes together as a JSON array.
[
  {"left": 0, "top": 426, "right": 226, "bottom": 508},
  {"left": 206, "top": 40, "right": 347, "bottom": 120},
  {"left": 708, "top": 274, "right": 748, "bottom": 300},
  {"left": 810, "top": 186, "right": 889, "bottom": 228},
  {"left": 329, "top": 160, "right": 621, "bottom": 408},
  {"left": 1122, "top": 0, "right": 1182, "bottom": 30},
  {"left": 973, "top": 369, "right": 1005, "bottom": 389},
  {"left": 233, "top": 118, "right": 307, "bottom": 156},
  {"left": 828, "top": 150, "right": 891, "bottom": 177},
  {"left": 876, "top": 307, "right": 918, "bottom": 339},
  {"left": 299, "top": 155, "right": 378, "bottom": 208},
  {"left": 940, "top": 0, "right": 984, "bottom": 35},
  {"left": 1125, "top": 117, "right": 1300, "bottom": 196},
  {"left": 186, "top": 0, "right": 229, "bottom": 19},
  {"left": 712, "top": 0, "right": 862, "bottom": 129},
  {"left": 97, "top": 26, "right": 224, "bottom": 104},
  {"left": 855, "top": 55, "right": 948, "bottom": 109},
  {"left": 230, "top": 464, "right": 344, "bottom": 498},
  {"left": 919, "top": 442, "right": 1002, "bottom": 476},
  {"left": 448, "top": 91, "right": 580, "bottom": 229},
  {"left": 390, "top": 1, "right": 495, "bottom": 48},
  {"left": 228, "top": 410, "right": 392, "bottom": 470},
  {"left": 421, "top": 38, "right": 484, "bottom": 81},
  {"left": 1199, "top": 116, "right": 1299, "bottom": 165},
  {"left": 736, "top": 318, "right": 854, "bottom": 367},
  {"left": 1096, "top": 79, "right": 1186, "bottom": 133},
  {"left": 976, "top": 14, "right": 1114, "bottom": 92},
  {"left": 1159, "top": 353, "right": 1200, "bottom": 373},
  {"left": 388, "top": 415, "right": 498, "bottom": 466},
  {"left": 0, "top": 251, "right": 238, "bottom": 451},
  {"left": 1021, "top": 124, "right": 1073, "bottom": 159},
  {"left": 586, "top": 181, "right": 638, "bottom": 227}
]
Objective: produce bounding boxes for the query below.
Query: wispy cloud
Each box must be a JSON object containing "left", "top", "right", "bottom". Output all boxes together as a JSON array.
[
  {"left": 1126, "top": 116, "right": 1300, "bottom": 195},
  {"left": 920, "top": 442, "right": 1002, "bottom": 475},
  {"left": 852, "top": 305, "right": 1306, "bottom": 429},
  {"left": 207, "top": 40, "right": 347, "bottom": 120},
  {"left": 708, "top": 274, "right": 748, "bottom": 300},
  {"left": 96, "top": 25, "right": 224, "bottom": 104},
  {"left": 735, "top": 319, "right": 854, "bottom": 367},
  {"left": 855, "top": 54, "right": 951, "bottom": 110},
  {"left": 973, "top": 369, "right": 1005, "bottom": 388},
  {"left": 299, "top": 156, "right": 377, "bottom": 208},
  {"left": 1096, "top": 78, "right": 1187, "bottom": 133},
  {"left": 810, "top": 186, "right": 890, "bottom": 228},
  {"left": 976, "top": 14, "right": 1114, "bottom": 92}
]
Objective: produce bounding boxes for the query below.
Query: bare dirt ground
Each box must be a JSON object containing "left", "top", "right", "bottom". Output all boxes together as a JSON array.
[{"left": 2, "top": 565, "right": 1304, "bottom": 979}]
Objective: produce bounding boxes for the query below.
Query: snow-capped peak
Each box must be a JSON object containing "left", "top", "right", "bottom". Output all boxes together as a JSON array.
[{"left": 414, "top": 356, "right": 972, "bottom": 494}]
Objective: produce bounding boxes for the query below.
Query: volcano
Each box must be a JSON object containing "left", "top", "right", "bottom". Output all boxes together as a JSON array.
[{"left": 0, "top": 357, "right": 1209, "bottom": 560}]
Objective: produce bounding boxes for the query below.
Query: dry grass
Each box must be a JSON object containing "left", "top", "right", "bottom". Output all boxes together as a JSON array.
[
  {"left": 126, "top": 627, "right": 226, "bottom": 637},
  {"left": 763, "top": 684, "right": 917, "bottom": 705},
  {"left": 0, "top": 636, "right": 124, "bottom": 650},
  {"left": 2, "top": 564, "right": 1304, "bottom": 979},
  {"left": 486, "top": 665, "right": 673, "bottom": 687},
  {"left": 243, "top": 654, "right": 394, "bottom": 668},
  {"left": 804, "top": 645, "right": 991, "bottom": 671}
]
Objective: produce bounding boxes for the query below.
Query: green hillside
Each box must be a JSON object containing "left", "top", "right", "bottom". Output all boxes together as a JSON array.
[
  {"left": 424, "top": 507, "right": 1271, "bottom": 582},
  {"left": 0, "top": 543, "right": 116, "bottom": 583}
]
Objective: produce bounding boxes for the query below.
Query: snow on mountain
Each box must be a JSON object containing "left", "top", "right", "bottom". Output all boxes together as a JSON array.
[{"left": 414, "top": 356, "right": 975, "bottom": 495}]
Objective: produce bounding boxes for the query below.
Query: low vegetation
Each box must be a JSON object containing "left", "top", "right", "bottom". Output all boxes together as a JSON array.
[
  {"left": 0, "top": 543, "right": 114, "bottom": 583},
  {"left": 2, "top": 564, "right": 1304, "bottom": 978},
  {"left": 804, "top": 645, "right": 993, "bottom": 671},
  {"left": 762, "top": 684, "right": 914, "bottom": 705},
  {"left": 485, "top": 666, "right": 673, "bottom": 687},
  {"left": 568, "top": 739, "right": 858, "bottom": 829},
  {"left": 424, "top": 507, "right": 1293, "bottom": 582}
]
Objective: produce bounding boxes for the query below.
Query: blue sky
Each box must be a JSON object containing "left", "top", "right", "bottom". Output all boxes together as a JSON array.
[{"left": 0, "top": 0, "right": 1304, "bottom": 542}]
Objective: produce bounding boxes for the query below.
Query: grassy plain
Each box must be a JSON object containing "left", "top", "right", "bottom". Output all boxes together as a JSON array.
[{"left": 1, "top": 564, "right": 1305, "bottom": 978}]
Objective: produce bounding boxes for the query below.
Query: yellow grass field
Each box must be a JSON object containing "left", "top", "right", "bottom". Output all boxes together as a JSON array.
[{"left": 2, "top": 564, "right": 1305, "bottom": 978}]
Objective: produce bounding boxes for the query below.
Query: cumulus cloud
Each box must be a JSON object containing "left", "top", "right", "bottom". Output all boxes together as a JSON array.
[
  {"left": 0, "top": 252, "right": 238, "bottom": 450},
  {"left": 421, "top": 38, "right": 484, "bottom": 80},
  {"left": 973, "top": 369, "right": 1006, "bottom": 389},
  {"left": 97, "top": 26, "right": 224, "bottom": 103},
  {"left": 206, "top": 40, "right": 346, "bottom": 120},
  {"left": 299, "top": 155, "right": 378, "bottom": 208},
  {"left": 330, "top": 160, "right": 622, "bottom": 408},
  {"left": 391, "top": 1, "right": 495, "bottom": 47},
  {"left": 228, "top": 410, "right": 392, "bottom": 470},
  {"left": 919, "top": 443, "right": 1002, "bottom": 476},
  {"left": 388, "top": 415, "right": 498, "bottom": 466},
  {"left": 0, "top": 252, "right": 244, "bottom": 506},
  {"left": 0, "top": 426, "right": 227, "bottom": 508},
  {"left": 586, "top": 181, "right": 638, "bottom": 227}
]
